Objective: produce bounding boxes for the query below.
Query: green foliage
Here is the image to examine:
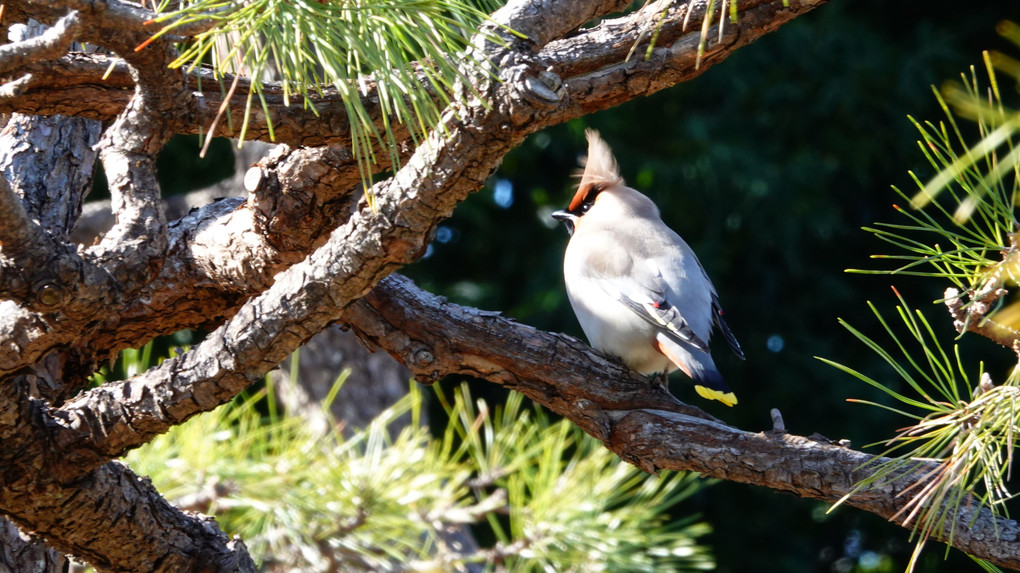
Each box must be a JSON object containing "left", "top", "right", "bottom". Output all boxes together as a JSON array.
[
  {"left": 124, "top": 375, "right": 713, "bottom": 571},
  {"left": 437, "top": 386, "right": 715, "bottom": 572},
  {"left": 858, "top": 55, "right": 1020, "bottom": 293},
  {"left": 150, "top": 0, "right": 502, "bottom": 189},
  {"left": 820, "top": 292, "right": 1018, "bottom": 558},
  {"left": 823, "top": 28, "right": 1020, "bottom": 572}
]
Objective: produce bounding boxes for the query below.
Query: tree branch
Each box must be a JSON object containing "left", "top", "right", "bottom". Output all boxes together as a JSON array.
[
  {"left": 342, "top": 274, "right": 1020, "bottom": 570},
  {"left": 0, "top": 171, "right": 40, "bottom": 254},
  {"left": 0, "top": 158, "right": 86, "bottom": 314},
  {"left": 0, "top": 21, "right": 103, "bottom": 334},
  {"left": 0, "top": 113, "right": 101, "bottom": 237},
  {"left": 0, "top": 518, "right": 68, "bottom": 573},
  {"left": 0, "top": 10, "right": 81, "bottom": 76},
  {"left": 0, "top": 0, "right": 820, "bottom": 148},
  {"left": 0, "top": 457, "right": 256, "bottom": 572}
]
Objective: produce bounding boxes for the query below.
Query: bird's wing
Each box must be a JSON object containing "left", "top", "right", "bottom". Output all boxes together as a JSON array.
[
  {"left": 712, "top": 295, "right": 745, "bottom": 360},
  {"left": 583, "top": 248, "right": 712, "bottom": 353},
  {"left": 690, "top": 254, "right": 745, "bottom": 360}
]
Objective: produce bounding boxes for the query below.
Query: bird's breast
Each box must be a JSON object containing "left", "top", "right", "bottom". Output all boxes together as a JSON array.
[{"left": 562, "top": 272, "right": 673, "bottom": 375}]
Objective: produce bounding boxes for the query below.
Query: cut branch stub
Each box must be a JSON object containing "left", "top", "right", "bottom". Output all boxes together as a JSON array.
[{"left": 945, "top": 286, "right": 1020, "bottom": 350}]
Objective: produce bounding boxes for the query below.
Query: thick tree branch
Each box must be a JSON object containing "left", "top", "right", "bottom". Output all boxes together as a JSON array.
[
  {"left": 0, "top": 457, "right": 255, "bottom": 572},
  {"left": 0, "top": 172, "right": 39, "bottom": 253},
  {"left": 342, "top": 274, "right": 1020, "bottom": 570},
  {"left": 75, "top": 0, "right": 194, "bottom": 283},
  {"left": 0, "top": 167, "right": 85, "bottom": 312},
  {"left": 0, "top": 22, "right": 104, "bottom": 329},
  {"left": 0, "top": 113, "right": 101, "bottom": 237},
  {"left": 348, "top": 276, "right": 716, "bottom": 433},
  {"left": 493, "top": 0, "right": 632, "bottom": 46},
  {"left": 0, "top": 0, "right": 820, "bottom": 148},
  {"left": 0, "top": 367, "right": 256, "bottom": 571},
  {"left": 0, "top": 519, "right": 68, "bottom": 573}
]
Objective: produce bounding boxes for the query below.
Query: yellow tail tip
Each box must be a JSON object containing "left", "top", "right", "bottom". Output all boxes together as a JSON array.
[{"left": 695, "top": 385, "right": 738, "bottom": 407}]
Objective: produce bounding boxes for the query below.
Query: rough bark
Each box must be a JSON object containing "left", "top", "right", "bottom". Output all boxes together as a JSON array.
[
  {"left": 344, "top": 275, "right": 1020, "bottom": 571},
  {"left": 0, "top": 113, "right": 100, "bottom": 237},
  {"left": 0, "top": 518, "right": 69, "bottom": 573}
]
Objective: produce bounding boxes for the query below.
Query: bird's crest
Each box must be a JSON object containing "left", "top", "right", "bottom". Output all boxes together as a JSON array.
[{"left": 569, "top": 129, "right": 624, "bottom": 212}]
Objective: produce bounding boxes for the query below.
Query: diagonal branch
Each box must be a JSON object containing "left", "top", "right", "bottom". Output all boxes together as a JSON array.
[
  {"left": 0, "top": 455, "right": 255, "bottom": 572},
  {"left": 0, "top": 518, "right": 69, "bottom": 572},
  {"left": 0, "top": 172, "right": 40, "bottom": 255},
  {"left": 344, "top": 274, "right": 1020, "bottom": 570},
  {"left": 0, "top": 10, "right": 81, "bottom": 76}
]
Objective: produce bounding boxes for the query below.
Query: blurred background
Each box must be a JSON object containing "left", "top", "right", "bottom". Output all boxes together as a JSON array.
[{"left": 139, "top": 0, "right": 1020, "bottom": 570}]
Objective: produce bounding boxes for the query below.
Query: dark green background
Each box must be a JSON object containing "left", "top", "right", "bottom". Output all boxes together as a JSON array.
[{"left": 153, "top": 1, "right": 1020, "bottom": 570}]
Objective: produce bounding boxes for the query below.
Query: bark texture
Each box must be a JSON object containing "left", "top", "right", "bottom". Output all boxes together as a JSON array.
[{"left": 16, "top": 0, "right": 1016, "bottom": 571}]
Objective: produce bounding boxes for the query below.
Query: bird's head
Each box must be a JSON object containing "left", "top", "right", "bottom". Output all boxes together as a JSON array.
[{"left": 550, "top": 128, "right": 624, "bottom": 235}]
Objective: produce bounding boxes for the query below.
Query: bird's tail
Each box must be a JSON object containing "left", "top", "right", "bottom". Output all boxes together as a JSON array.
[
  {"left": 655, "top": 334, "right": 738, "bottom": 406},
  {"left": 692, "top": 368, "right": 738, "bottom": 407}
]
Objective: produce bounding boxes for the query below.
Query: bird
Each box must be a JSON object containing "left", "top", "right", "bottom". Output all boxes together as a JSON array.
[{"left": 551, "top": 129, "right": 744, "bottom": 406}]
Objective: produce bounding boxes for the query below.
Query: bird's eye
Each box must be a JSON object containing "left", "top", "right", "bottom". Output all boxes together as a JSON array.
[{"left": 577, "top": 184, "right": 602, "bottom": 214}]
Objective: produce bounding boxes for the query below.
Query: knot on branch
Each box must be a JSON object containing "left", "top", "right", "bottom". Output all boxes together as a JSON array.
[
  {"left": 506, "top": 63, "right": 565, "bottom": 108},
  {"left": 945, "top": 286, "right": 1020, "bottom": 351},
  {"left": 32, "top": 281, "right": 65, "bottom": 309},
  {"left": 414, "top": 347, "right": 435, "bottom": 367},
  {"left": 409, "top": 345, "right": 442, "bottom": 384}
]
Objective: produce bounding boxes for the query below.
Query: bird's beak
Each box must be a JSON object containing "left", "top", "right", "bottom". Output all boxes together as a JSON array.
[{"left": 551, "top": 210, "right": 575, "bottom": 236}]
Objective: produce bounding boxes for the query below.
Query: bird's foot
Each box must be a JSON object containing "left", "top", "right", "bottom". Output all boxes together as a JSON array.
[{"left": 652, "top": 370, "right": 669, "bottom": 388}]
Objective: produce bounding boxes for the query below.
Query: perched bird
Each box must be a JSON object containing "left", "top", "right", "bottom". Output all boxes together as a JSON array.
[{"left": 552, "top": 129, "right": 744, "bottom": 406}]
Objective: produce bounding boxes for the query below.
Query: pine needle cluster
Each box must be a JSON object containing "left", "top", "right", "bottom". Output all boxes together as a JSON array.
[
  {"left": 125, "top": 375, "right": 714, "bottom": 571},
  {"left": 823, "top": 24, "right": 1020, "bottom": 572}
]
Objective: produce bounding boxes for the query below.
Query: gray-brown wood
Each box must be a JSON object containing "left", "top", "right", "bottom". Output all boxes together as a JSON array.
[{"left": 346, "top": 274, "right": 1020, "bottom": 570}]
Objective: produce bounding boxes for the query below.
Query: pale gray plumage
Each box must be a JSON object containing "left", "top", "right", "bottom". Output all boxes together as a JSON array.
[{"left": 552, "top": 129, "right": 743, "bottom": 406}]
